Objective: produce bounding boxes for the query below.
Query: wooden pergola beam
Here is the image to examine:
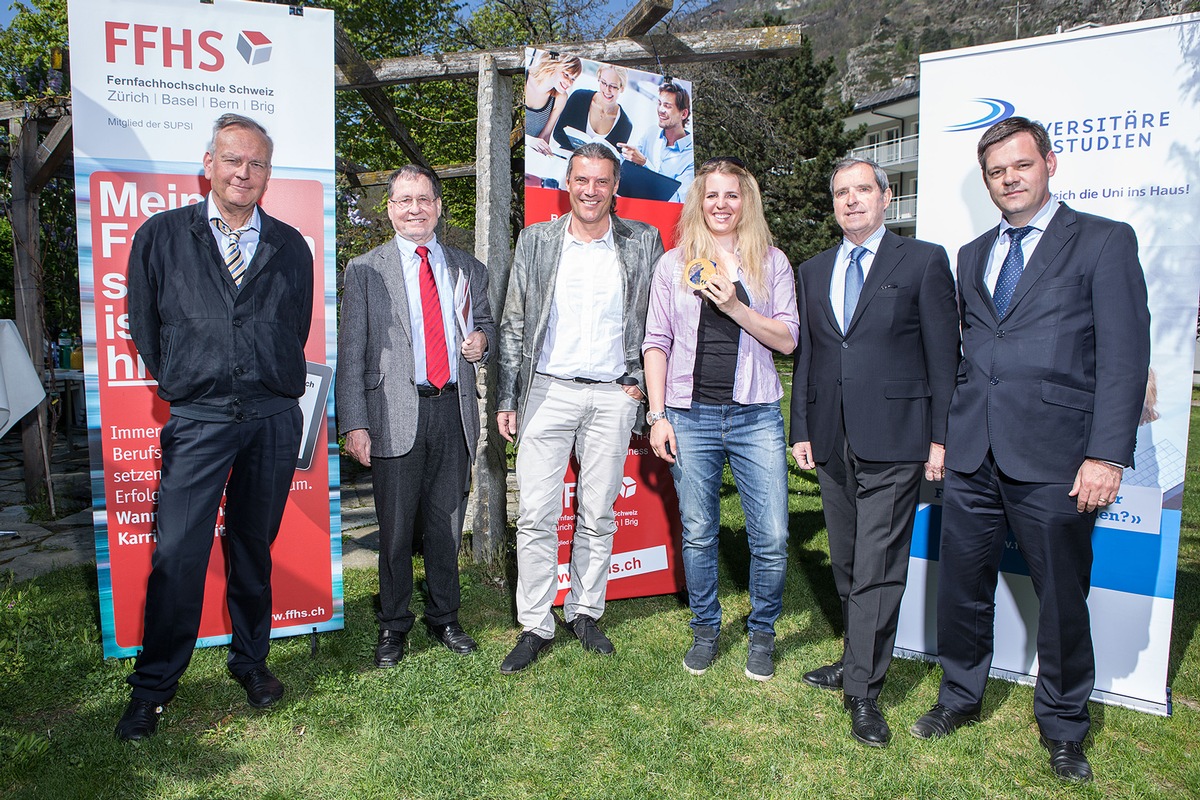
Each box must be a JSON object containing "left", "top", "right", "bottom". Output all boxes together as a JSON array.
[
  {"left": 333, "top": 23, "right": 427, "bottom": 167},
  {"left": 29, "top": 114, "right": 72, "bottom": 193},
  {"left": 609, "top": 0, "right": 674, "bottom": 38},
  {"left": 337, "top": 23, "right": 807, "bottom": 89}
]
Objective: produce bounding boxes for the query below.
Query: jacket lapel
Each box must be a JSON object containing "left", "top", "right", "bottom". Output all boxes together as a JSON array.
[
  {"left": 974, "top": 228, "right": 1000, "bottom": 323},
  {"left": 813, "top": 247, "right": 840, "bottom": 334},
  {"left": 379, "top": 243, "right": 413, "bottom": 344}
]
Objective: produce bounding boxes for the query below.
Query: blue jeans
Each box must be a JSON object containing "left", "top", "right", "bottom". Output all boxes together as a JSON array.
[{"left": 666, "top": 402, "right": 790, "bottom": 634}]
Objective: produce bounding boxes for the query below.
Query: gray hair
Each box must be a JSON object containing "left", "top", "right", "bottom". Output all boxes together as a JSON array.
[
  {"left": 829, "top": 156, "right": 889, "bottom": 195},
  {"left": 566, "top": 142, "right": 621, "bottom": 183},
  {"left": 207, "top": 113, "right": 273, "bottom": 162},
  {"left": 386, "top": 164, "right": 443, "bottom": 201}
]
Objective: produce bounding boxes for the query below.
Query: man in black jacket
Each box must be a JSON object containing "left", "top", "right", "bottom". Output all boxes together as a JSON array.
[{"left": 116, "top": 113, "right": 313, "bottom": 741}]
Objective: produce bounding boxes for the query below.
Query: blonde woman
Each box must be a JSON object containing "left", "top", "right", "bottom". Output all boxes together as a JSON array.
[
  {"left": 552, "top": 64, "right": 632, "bottom": 152},
  {"left": 642, "top": 158, "right": 800, "bottom": 680},
  {"left": 525, "top": 51, "right": 581, "bottom": 154}
]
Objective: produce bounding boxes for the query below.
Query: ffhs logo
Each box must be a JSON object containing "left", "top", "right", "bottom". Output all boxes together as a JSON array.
[{"left": 237, "top": 31, "right": 271, "bottom": 65}]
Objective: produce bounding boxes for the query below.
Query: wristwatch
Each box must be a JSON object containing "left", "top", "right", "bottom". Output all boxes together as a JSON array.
[{"left": 646, "top": 410, "right": 668, "bottom": 426}]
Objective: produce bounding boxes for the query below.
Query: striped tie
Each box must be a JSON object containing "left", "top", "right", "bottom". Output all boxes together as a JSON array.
[{"left": 213, "top": 218, "right": 248, "bottom": 286}]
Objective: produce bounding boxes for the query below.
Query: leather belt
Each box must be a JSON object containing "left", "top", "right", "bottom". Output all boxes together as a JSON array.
[{"left": 417, "top": 383, "right": 457, "bottom": 397}]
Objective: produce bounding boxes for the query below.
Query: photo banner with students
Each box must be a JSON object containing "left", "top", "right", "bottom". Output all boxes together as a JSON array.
[
  {"left": 66, "top": 0, "right": 342, "bottom": 658},
  {"left": 900, "top": 14, "right": 1200, "bottom": 714},
  {"left": 522, "top": 48, "right": 695, "bottom": 602}
]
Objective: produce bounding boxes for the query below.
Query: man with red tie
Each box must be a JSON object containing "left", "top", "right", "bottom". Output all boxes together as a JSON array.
[{"left": 337, "top": 164, "right": 495, "bottom": 668}]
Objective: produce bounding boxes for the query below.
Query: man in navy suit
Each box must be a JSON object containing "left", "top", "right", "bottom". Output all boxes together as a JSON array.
[
  {"left": 908, "top": 117, "right": 1150, "bottom": 784},
  {"left": 790, "top": 157, "right": 959, "bottom": 747}
]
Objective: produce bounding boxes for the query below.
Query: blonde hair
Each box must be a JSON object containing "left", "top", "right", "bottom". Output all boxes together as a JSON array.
[
  {"left": 597, "top": 64, "right": 627, "bottom": 92},
  {"left": 675, "top": 159, "right": 773, "bottom": 296},
  {"left": 528, "top": 51, "right": 582, "bottom": 95},
  {"left": 1141, "top": 367, "right": 1160, "bottom": 425}
]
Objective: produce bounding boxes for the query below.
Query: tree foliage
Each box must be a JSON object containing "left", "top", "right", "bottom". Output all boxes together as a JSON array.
[
  {"left": 695, "top": 27, "right": 862, "bottom": 264},
  {"left": 2, "top": 1, "right": 76, "bottom": 340}
]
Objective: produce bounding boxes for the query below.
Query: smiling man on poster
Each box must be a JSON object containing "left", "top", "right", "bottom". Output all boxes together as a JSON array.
[
  {"left": 909, "top": 117, "right": 1150, "bottom": 783},
  {"left": 117, "top": 113, "right": 313, "bottom": 741}
]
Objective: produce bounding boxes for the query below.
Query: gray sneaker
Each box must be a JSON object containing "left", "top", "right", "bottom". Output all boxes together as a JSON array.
[
  {"left": 745, "top": 631, "right": 776, "bottom": 681},
  {"left": 683, "top": 625, "right": 719, "bottom": 675}
]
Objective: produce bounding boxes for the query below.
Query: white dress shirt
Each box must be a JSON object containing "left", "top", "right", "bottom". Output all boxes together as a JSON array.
[
  {"left": 985, "top": 198, "right": 1061, "bottom": 293},
  {"left": 537, "top": 221, "right": 625, "bottom": 381},
  {"left": 395, "top": 233, "right": 458, "bottom": 384},
  {"left": 829, "top": 224, "right": 886, "bottom": 333},
  {"left": 206, "top": 194, "right": 261, "bottom": 267}
]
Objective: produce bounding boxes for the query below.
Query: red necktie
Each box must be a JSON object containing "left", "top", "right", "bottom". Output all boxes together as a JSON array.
[{"left": 417, "top": 245, "right": 450, "bottom": 388}]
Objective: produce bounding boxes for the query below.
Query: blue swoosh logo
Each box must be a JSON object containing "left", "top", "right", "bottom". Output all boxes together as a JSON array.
[{"left": 945, "top": 98, "right": 1016, "bottom": 132}]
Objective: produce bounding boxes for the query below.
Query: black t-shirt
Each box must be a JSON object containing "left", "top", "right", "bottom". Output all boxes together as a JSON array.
[{"left": 692, "top": 281, "right": 750, "bottom": 405}]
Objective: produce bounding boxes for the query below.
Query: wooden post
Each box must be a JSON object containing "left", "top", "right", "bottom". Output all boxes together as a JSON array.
[
  {"left": 467, "top": 54, "right": 513, "bottom": 564},
  {"left": 8, "top": 114, "right": 52, "bottom": 503}
]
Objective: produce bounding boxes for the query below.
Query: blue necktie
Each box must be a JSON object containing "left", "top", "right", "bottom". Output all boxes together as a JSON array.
[
  {"left": 843, "top": 246, "right": 867, "bottom": 332},
  {"left": 993, "top": 226, "right": 1034, "bottom": 316}
]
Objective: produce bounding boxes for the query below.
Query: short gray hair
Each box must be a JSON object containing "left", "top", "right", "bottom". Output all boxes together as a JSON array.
[
  {"left": 207, "top": 113, "right": 273, "bottom": 162},
  {"left": 829, "top": 156, "right": 889, "bottom": 195},
  {"left": 566, "top": 142, "right": 621, "bottom": 183},
  {"left": 386, "top": 164, "right": 443, "bottom": 201}
]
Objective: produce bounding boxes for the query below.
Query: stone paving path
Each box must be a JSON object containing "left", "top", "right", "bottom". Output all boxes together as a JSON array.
[{"left": 0, "top": 426, "right": 385, "bottom": 585}]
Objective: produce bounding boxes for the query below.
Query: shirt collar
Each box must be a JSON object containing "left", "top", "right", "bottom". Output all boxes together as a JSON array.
[
  {"left": 394, "top": 232, "right": 440, "bottom": 260},
  {"left": 206, "top": 194, "right": 260, "bottom": 232},
  {"left": 999, "top": 198, "right": 1059, "bottom": 236},
  {"left": 659, "top": 129, "right": 693, "bottom": 152},
  {"left": 564, "top": 216, "right": 616, "bottom": 250},
  {"left": 840, "top": 224, "right": 886, "bottom": 260}
]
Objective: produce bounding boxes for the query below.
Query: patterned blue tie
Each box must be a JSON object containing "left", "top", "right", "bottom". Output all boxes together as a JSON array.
[
  {"left": 993, "top": 226, "right": 1034, "bottom": 316},
  {"left": 843, "top": 245, "right": 867, "bottom": 332}
]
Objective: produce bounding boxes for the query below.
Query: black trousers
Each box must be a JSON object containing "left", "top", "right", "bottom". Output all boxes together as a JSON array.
[
  {"left": 128, "top": 407, "right": 302, "bottom": 703},
  {"left": 373, "top": 392, "right": 469, "bottom": 633},
  {"left": 816, "top": 426, "right": 922, "bottom": 699},
  {"left": 936, "top": 450, "right": 1096, "bottom": 742}
]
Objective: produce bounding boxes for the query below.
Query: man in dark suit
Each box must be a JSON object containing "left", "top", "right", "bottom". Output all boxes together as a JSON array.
[
  {"left": 119, "top": 113, "right": 313, "bottom": 741},
  {"left": 337, "top": 164, "right": 494, "bottom": 668},
  {"left": 790, "top": 156, "right": 959, "bottom": 747},
  {"left": 909, "top": 117, "right": 1150, "bottom": 783}
]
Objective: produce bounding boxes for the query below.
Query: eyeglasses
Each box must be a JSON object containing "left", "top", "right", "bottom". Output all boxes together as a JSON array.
[
  {"left": 388, "top": 196, "right": 437, "bottom": 209},
  {"left": 701, "top": 156, "right": 746, "bottom": 170},
  {"left": 597, "top": 78, "right": 623, "bottom": 93}
]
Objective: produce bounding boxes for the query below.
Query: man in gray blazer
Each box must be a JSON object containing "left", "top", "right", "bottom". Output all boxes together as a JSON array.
[
  {"left": 790, "top": 157, "right": 959, "bottom": 747},
  {"left": 496, "top": 142, "right": 664, "bottom": 674},
  {"left": 337, "top": 164, "right": 495, "bottom": 668}
]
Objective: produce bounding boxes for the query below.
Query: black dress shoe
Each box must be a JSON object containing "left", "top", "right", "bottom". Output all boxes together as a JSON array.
[
  {"left": 115, "top": 697, "right": 163, "bottom": 741},
  {"left": 802, "top": 661, "right": 844, "bottom": 691},
  {"left": 1040, "top": 736, "right": 1093, "bottom": 782},
  {"left": 374, "top": 630, "right": 406, "bottom": 668},
  {"left": 843, "top": 695, "right": 891, "bottom": 747},
  {"left": 424, "top": 620, "right": 478, "bottom": 654},
  {"left": 232, "top": 665, "right": 284, "bottom": 708},
  {"left": 568, "top": 614, "right": 614, "bottom": 655},
  {"left": 909, "top": 703, "right": 980, "bottom": 739},
  {"left": 499, "top": 631, "right": 553, "bottom": 674}
]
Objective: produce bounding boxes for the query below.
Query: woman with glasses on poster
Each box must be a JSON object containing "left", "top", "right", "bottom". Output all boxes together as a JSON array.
[
  {"left": 525, "top": 51, "right": 582, "bottom": 155},
  {"left": 551, "top": 64, "right": 633, "bottom": 153},
  {"left": 642, "top": 157, "right": 800, "bottom": 681}
]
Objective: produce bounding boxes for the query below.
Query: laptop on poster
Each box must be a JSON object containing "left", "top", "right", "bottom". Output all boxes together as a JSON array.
[{"left": 618, "top": 160, "right": 681, "bottom": 202}]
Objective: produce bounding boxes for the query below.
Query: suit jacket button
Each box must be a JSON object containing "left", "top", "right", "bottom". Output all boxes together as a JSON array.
[
  {"left": 996, "top": 329, "right": 1005, "bottom": 338},
  {"left": 841, "top": 341, "right": 849, "bottom": 349},
  {"left": 990, "top": 377, "right": 1000, "bottom": 385}
]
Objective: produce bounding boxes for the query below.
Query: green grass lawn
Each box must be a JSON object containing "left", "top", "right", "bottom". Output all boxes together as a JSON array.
[{"left": 1, "top": 397, "right": 1197, "bottom": 799}]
